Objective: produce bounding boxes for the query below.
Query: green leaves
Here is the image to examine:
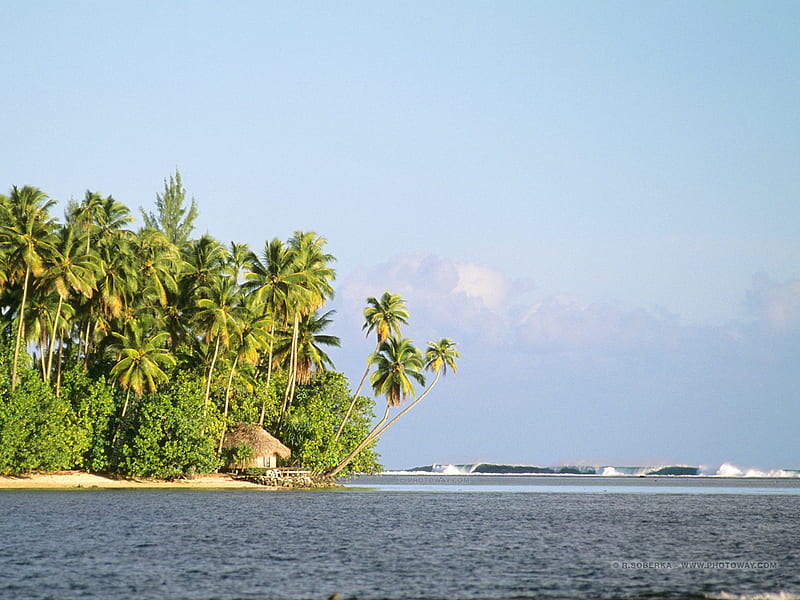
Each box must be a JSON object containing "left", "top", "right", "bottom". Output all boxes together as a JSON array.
[
  {"left": 369, "top": 337, "right": 426, "bottom": 407},
  {"left": 109, "top": 324, "right": 176, "bottom": 397}
]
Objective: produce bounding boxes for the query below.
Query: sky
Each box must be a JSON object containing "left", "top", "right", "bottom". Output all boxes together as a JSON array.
[{"left": 2, "top": 2, "right": 798, "bottom": 470}]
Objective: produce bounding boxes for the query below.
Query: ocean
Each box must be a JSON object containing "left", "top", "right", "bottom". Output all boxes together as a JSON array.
[{"left": 1, "top": 473, "right": 798, "bottom": 600}]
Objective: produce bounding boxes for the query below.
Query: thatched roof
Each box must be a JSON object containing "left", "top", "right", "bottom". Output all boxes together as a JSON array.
[{"left": 222, "top": 423, "right": 291, "bottom": 459}]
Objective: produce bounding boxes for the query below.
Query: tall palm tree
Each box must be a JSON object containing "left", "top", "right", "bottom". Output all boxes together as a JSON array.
[
  {"left": 226, "top": 241, "right": 251, "bottom": 285},
  {"left": 134, "top": 228, "right": 182, "bottom": 309},
  {"left": 0, "top": 186, "right": 58, "bottom": 389},
  {"left": 193, "top": 275, "right": 243, "bottom": 411},
  {"left": 108, "top": 321, "right": 176, "bottom": 418},
  {"left": 278, "top": 232, "right": 335, "bottom": 430},
  {"left": 334, "top": 291, "right": 410, "bottom": 442},
  {"left": 41, "top": 225, "right": 100, "bottom": 381},
  {"left": 273, "top": 309, "right": 340, "bottom": 385},
  {"left": 328, "top": 336, "right": 425, "bottom": 477},
  {"left": 217, "top": 294, "right": 274, "bottom": 453},
  {"left": 243, "top": 238, "right": 306, "bottom": 426}
]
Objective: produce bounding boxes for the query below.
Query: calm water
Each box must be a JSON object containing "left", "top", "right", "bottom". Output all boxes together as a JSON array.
[{"left": 1, "top": 480, "right": 799, "bottom": 600}]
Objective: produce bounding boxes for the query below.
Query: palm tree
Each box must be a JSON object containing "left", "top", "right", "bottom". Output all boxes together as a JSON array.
[
  {"left": 273, "top": 309, "right": 340, "bottom": 385},
  {"left": 0, "top": 186, "right": 58, "bottom": 389},
  {"left": 217, "top": 294, "right": 273, "bottom": 453},
  {"left": 334, "top": 291, "right": 410, "bottom": 442},
  {"left": 243, "top": 238, "right": 306, "bottom": 426},
  {"left": 81, "top": 229, "right": 136, "bottom": 366},
  {"left": 327, "top": 336, "right": 425, "bottom": 477},
  {"left": 368, "top": 338, "right": 460, "bottom": 442},
  {"left": 226, "top": 241, "right": 251, "bottom": 285},
  {"left": 108, "top": 321, "right": 176, "bottom": 418},
  {"left": 193, "top": 275, "right": 243, "bottom": 411},
  {"left": 42, "top": 225, "right": 100, "bottom": 381},
  {"left": 328, "top": 338, "right": 460, "bottom": 477},
  {"left": 134, "top": 228, "right": 182, "bottom": 309},
  {"left": 277, "top": 232, "right": 335, "bottom": 430}
]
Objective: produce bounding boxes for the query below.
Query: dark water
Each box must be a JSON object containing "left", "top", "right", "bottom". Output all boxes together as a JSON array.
[{"left": 1, "top": 486, "right": 798, "bottom": 600}]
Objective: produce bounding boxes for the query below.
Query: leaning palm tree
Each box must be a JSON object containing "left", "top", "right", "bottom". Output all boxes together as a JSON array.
[
  {"left": 0, "top": 186, "right": 58, "bottom": 389},
  {"left": 327, "top": 336, "right": 425, "bottom": 477},
  {"left": 368, "top": 338, "right": 460, "bottom": 442},
  {"left": 334, "top": 291, "right": 410, "bottom": 441}
]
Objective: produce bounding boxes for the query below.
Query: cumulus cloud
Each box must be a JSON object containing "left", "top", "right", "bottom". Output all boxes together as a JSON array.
[
  {"left": 339, "top": 254, "right": 525, "bottom": 341},
  {"left": 338, "top": 254, "right": 681, "bottom": 351}
]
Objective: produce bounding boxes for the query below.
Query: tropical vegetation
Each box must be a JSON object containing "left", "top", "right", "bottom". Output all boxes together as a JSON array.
[{"left": 0, "top": 173, "right": 459, "bottom": 479}]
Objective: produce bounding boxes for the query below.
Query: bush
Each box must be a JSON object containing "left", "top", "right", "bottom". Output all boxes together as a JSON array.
[
  {"left": 0, "top": 367, "right": 87, "bottom": 475},
  {"left": 116, "top": 373, "right": 221, "bottom": 478}
]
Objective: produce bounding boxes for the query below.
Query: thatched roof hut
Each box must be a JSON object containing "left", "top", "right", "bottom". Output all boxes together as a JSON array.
[{"left": 222, "top": 422, "right": 291, "bottom": 470}]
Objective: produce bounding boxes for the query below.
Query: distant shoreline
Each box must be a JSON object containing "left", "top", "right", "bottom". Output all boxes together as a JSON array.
[{"left": 0, "top": 470, "right": 279, "bottom": 490}]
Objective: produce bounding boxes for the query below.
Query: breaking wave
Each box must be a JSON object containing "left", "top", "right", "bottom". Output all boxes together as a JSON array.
[{"left": 395, "top": 462, "right": 800, "bottom": 478}]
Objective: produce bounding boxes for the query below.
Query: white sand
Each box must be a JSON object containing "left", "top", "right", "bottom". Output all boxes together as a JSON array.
[{"left": 0, "top": 470, "right": 278, "bottom": 490}]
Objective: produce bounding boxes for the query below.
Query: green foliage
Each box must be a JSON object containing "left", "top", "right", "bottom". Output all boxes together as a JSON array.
[
  {"left": 0, "top": 347, "right": 87, "bottom": 474},
  {"left": 60, "top": 366, "right": 117, "bottom": 472},
  {"left": 221, "top": 443, "right": 254, "bottom": 472},
  {"left": 0, "top": 174, "right": 403, "bottom": 479},
  {"left": 140, "top": 169, "right": 198, "bottom": 247},
  {"left": 280, "top": 371, "right": 380, "bottom": 475},
  {"left": 117, "top": 373, "right": 221, "bottom": 478}
]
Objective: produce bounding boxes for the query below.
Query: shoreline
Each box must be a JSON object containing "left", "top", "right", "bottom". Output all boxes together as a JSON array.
[{"left": 0, "top": 470, "right": 280, "bottom": 490}]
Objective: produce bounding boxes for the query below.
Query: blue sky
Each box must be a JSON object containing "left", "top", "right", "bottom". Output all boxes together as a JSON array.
[{"left": 3, "top": 2, "right": 798, "bottom": 470}]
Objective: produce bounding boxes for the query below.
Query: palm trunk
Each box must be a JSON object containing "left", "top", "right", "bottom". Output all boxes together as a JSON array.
[
  {"left": 334, "top": 361, "right": 371, "bottom": 442},
  {"left": 369, "top": 371, "right": 440, "bottom": 441},
  {"left": 218, "top": 356, "right": 239, "bottom": 454},
  {"left": 327, "top": 403, "right": 392, "bottom": 478},
  {"left": 46, "top": 295, "right": 64, "bottom": 381},
  {"left": 258, "top": 322, "right": 276, "bottom": 427},
  {"left": 56, "top": 340, "right": 64, "bottom": 396},
  {"left": 121, "top": 387, "right": 132, "bottom": 419},
  {"left": 277, "top": 314, "right": 299, "bottom": 433},
  {"left": 82, "top": 319, "right": 92, "bottom": 368},
  {"left": 204, "top": 337, "right": 221, "bottom": 413},
  {"left": 11, "top": 265, "right": 32, "bottom": 390},
  {"left": 328, "top": 371, "right": 442, "bottom": 477}
]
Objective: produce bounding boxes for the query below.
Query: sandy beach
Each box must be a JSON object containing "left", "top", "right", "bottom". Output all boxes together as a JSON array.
[{"left": 0, "top": 470, "right": 278, "bottom": 490}]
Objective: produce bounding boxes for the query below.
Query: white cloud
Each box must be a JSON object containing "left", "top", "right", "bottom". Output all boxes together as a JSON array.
[
  {"left": 747, "top": 274, "right": 800, "bottom": 333},
  {"left": 452, "top": 263, "right": 512, "bottom": 311}
]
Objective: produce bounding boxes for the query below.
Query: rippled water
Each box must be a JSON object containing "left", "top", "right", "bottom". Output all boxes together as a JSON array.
[{"left": 1, "top": 487, "right": 798, "bottom": 600}]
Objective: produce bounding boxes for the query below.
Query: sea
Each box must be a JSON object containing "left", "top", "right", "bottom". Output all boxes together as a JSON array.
[{"left": 1, "top": 463, "right": 799, "bottom": 600}]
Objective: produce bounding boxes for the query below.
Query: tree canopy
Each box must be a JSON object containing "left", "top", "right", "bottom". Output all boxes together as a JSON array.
[{"left": 0, "top": 172, "right": 458, "bottom": 479}]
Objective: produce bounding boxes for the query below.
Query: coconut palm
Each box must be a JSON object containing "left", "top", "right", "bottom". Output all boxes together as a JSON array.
[
  {"left": 277, "top": 232, "right": 335, "bottom": 429},
  {"left": 226, "top": 241, "right": 251, "bottom": 285},
  {"left": 328, "top": 336, "right": 425, "bottom": 477},
  {"left": 193, "top": 275, "right": 243, "bottom": 410},
  {"left": 328, "top": 338, "right": 460, "bottom": 477},
  {"left": 334, "top": 291, "right": 410, "bottom": 442},
  {"left": 80, "top": 229, "right": 137, "bottom": 365},
  {"left": 108, "top": 321, "right": 176, "bottom": 418},
  {"left": 368, "top": 338, "right": 460, "bottom": 441},
  {"left": 273, "top": 309, "right": 340, "bottom": 385},
  {"left": 134, "top": 228, "right": 182, "bottom": 309},
  {"left": 243, "top": 238, "right": 307, "bottom": 426},
  {"left": 217, "top": 295, "right": 274, "bottom": 453},
  {"left": 41, "top": 225, "right": 100, "bottom": 381},
  {"left": 0, "top": 186, "right": 58, "bottom": 389}
]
